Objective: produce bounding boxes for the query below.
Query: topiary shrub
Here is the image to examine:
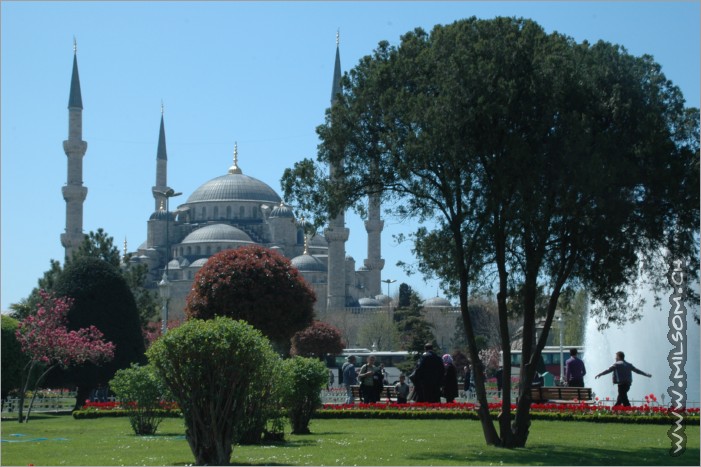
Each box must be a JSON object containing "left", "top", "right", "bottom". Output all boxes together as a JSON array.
[
  {"left": 281, "top": 356, "right": 328, "bottom": 434},
  {"left": 290, "top": 320, "right": 344, "bottom": 360},
  {"left": 185, "top": 245, "right": 315, "bottom": 353},
  {"left": 109, "top": 363, "right": 170, "bottom": 435},
  {"left": 147, "top": 317, "right": 277, "bottom": 466}
]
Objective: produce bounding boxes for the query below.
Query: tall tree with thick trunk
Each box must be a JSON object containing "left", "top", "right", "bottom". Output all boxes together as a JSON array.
[{"left": 282, "top": 17, "right": 699, "bottom": 447}]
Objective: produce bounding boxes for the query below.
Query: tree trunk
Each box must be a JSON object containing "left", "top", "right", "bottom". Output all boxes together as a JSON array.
[{"left": 74, "top": 385, "right": 92, "bottom": 412}]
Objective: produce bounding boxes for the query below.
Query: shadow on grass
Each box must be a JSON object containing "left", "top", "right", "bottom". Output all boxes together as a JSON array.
[{"left": 407, "top": 445, "right": 701, "bottom": 466}]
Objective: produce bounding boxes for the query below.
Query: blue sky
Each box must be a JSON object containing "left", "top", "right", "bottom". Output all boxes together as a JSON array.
[{"left": 2, "top": 1, "right": 699, "bottom": 312}]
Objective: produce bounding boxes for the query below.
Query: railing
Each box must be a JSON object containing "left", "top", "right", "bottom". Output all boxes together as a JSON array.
[{"left": 1, "top": 393, "right": 78, "bottom": 414}]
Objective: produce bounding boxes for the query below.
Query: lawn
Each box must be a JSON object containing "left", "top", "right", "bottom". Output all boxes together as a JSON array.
[{"left": 1, "top": 414, "right": 699, "bottom": 466}]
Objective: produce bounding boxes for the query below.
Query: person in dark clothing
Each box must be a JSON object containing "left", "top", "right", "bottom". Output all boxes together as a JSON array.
[
  {"left": 442, "top": 354, "right": 459, "bottom": 403},
  {"left": 495, "top": 366, "right": 503, "bottom": 395},
  {"left": 565, "top": 348, "right": 586, "bottom": 387},
  {"left": 595, "top": 351, "right": 651, "bottom": 407},
  {"left": 410, "top": 344, "right": 444, "bottom": 403}
]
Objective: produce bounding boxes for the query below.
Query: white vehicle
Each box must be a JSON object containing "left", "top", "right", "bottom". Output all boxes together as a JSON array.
[{"left": 326, "top": 349, "right": 413, "bottom": 385}]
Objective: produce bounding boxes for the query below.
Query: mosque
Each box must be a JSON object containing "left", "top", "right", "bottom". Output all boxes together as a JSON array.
[{"left": 59, "top": 38, "right": 397, "bottom": 322}]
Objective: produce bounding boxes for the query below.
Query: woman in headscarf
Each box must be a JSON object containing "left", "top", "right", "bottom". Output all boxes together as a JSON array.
[{"left": 442, "top": 354, "right": 459, "bottom": 403}]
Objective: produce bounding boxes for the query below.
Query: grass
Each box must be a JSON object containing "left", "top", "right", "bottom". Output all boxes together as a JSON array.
[{"left": 1, "top": 414, "right": 699, "bottom": 466}]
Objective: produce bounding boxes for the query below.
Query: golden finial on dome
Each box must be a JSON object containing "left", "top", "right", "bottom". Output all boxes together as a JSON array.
[
  {"left": 303, "top": 235, "right": 309, "bottom": 255},
  {"left": 159, "top": 200, "right": 165, "bottom": 211},
  {"left": 228, "top": 141, "right": 242, "bottom": 174}
]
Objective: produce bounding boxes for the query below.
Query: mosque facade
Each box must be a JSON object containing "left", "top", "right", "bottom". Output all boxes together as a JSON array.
[{"left": 60, "top": 40, "right": 389, "bottom": 322}]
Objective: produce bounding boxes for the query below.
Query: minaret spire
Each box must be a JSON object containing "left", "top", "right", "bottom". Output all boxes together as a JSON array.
[
  {"left": 152, "top": 104, "right": 171, "bottom": 211},
  {"left": 325, "top": 32, "right": 350, "bottom": 311},
  {"left": 61, "top": 41, "right": 88, "bottom": 260}
]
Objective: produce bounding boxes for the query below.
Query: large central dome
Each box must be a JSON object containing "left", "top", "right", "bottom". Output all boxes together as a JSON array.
[{"left": 185, "top": 172, "right": 281, "bottom": 204}]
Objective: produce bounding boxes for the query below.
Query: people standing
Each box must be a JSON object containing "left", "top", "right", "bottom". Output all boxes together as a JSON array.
[
  {"left": 358, "top": 355, "right": 379, "bottom": 403},
  {"left": 442, "top": 354, "right": 459, "bottom": 403},
  {"left": 394, "top": 374, "right": 410, "bottom": 404},
  {"left": 595, "top": 351, "right": 651, "bottom": 407},
  {"left": 463, "top": 364, "right": 473, "bottom": 394},
  {"left": 565, "top": 348, "right": 587, "bottom": 387},
  {"left": 410, "top": 344, "right": 444, "bottom": 403},
  {"left": 341, "top": 355, "right": 358, "bottom": 405}
]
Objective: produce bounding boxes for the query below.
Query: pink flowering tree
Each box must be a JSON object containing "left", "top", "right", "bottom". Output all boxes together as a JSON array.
[{"left": 15, "top": 290, "right": 115, "bottom": 423}]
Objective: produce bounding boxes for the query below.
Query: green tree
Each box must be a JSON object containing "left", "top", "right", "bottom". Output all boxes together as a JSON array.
[
  {"left": 280, "top": 356, "right": 329, "bottom": 435},
  {"left": 282, "top": 17, "right": 698, "bottom": 447},
  {"left": 356, "top": 311, "right": 401, "bottom": 351},
  {"left": 147, "top": 317, "right": 278, "bottom": 466},
  {"left": 52, "top": 257, "right": 146, "bottom": 409},
  {"left": 1, "top": 315, "right": 29, "bottom": 402},
  {"left": 109, "top": 364, "right": 171, "bottom": 435},
  {"left": 393, "top": 292, "right": 436, "bottom": 355},
  {"left": 398, "top": 283, "right": 412, "bottom": 307},
  {"left": 185, "top": 245, "right": 316, "bottom": 353}
]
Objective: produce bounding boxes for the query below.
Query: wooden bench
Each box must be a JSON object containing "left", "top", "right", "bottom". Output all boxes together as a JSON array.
[
  {"left": 350, "top": 385, "right": 396, "bottom": 403},
  {"left": 529, "top": 386, "right": 592, "bottom": 403}
]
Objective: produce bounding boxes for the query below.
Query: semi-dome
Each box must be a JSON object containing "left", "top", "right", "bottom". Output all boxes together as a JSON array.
[
  {"left": 149, "top": 210, "right": 175, "bottom": 221},
  {"left": 185, "top": 173, "right": 281, "bottom": 204},
  {"left": 181, "top": 224, "right": 252, "bottom": 244},
  {"left": 291, "top": 254, "right": 327, "bottom": 272},
  {"left": 189, "top": 258, "right": 208, "bottom": 268},
  {"left": 422, "top": 296, "right": 452, "bottom": 307}
]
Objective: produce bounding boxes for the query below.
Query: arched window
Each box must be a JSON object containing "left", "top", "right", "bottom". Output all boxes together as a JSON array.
[
  {"left": 195, "top": 246, "right": 201, "bottom": 255},
  {"left": 226, "top": 206, "right": 232, "bottom": 218},
  {"left": 201, "top": 206, "right": 207, "bottom": 219},
  {"left": 186, "top": 246, "right": 192, "bottom": 255},
  {"left": 240, "top": 206, "right": 245, "bottom": 218},
  {"left": 206, "top": 246, "right": 211, "bottom": 255},
  {"left": 213, "top": 206, "right": 219, "bottom": 219}
]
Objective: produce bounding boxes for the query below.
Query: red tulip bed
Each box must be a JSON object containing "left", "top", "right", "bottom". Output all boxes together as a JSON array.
[
  {"left": 74, "top": 395, "right": 699, "bottom": 425},
  {"left": 317, "top": 394, "right": 700, "bottom": 424}
]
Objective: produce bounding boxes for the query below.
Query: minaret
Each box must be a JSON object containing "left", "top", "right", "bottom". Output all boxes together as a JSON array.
[
  {"left": 324, "top": 31, "right": 350, "bottom": 311},
  {"left": 152, "top": 103, "right": 171, "bottom": 210},
  {"left": 61, "top": 39, "right": 88, "bottom": 261},
  {"left": 364, "top": 187, "right": 384, "bottom": 297}
]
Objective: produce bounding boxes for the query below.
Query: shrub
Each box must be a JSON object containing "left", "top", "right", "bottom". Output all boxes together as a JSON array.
[
  {"left": 185, "top": 245, "right": 315, "bottom": 353},
  {"left": 147, "top": 317, "right": 277, "bottom": 466},
  {"left": 237, "top": 356, "right": 285, "bottom": 444},
  {"left": 290, "top": 321, "right": 344, "bottom": 359},
  {"left": 281, "top": 356, "right": 328, "bottom": 434},
  {"left": 109, "top": 364, "right": 170, "bottom": 435}
]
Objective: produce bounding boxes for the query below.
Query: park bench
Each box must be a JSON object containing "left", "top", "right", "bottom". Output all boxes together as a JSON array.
[
  {"left": 350, "top": 385, "right": 397, "bottom": 403},
  {"left": 529, "top": 386, "right": 592, "bottom": 403}
]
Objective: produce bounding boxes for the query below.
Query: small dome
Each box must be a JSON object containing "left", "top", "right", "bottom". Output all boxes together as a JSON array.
[
  {"left": 181, "top": 224, "right": 252, "bottom": 244},
  {"left": 291, "top": 254, "right": 327, "bottom": 272},
  {"left": 189, "top": 258, "right": 208, "bottom": 268},
  {"left": 422, "top": 296, "right": 452, "bottom": 308},
  {"left": 375, "top": 294, "right": 391, "bottom": 305},
  {"left": 167, "top": 259, "right": 180, "bottom": 270},
  {"left": 270, "top": 203, "right": 295, "bottom": 219},
  {"left": 358, "top": 297, "right": 382, "bottom": 307},
  {"left": 309, "top": 234, "right": 328, "bottom": 247},
  {"left": 149, "top": 210, "right": 175, "bottom": 221}
]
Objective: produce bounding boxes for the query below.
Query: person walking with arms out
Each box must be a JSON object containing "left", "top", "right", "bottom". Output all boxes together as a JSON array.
[
  {"left": 595, "top": 351, "right": 651, "bottom": 407},
  {"left": 565, "top": 348, "right": 586, "bottom": 387}
]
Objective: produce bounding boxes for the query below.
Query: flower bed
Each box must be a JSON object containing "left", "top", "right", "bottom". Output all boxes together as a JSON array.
[
  {"left": 317, "top": 397, "right": 700, "bottom": 425},
  {"left": 72, "top": 400, "right": 181, "bottom": 419}
]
